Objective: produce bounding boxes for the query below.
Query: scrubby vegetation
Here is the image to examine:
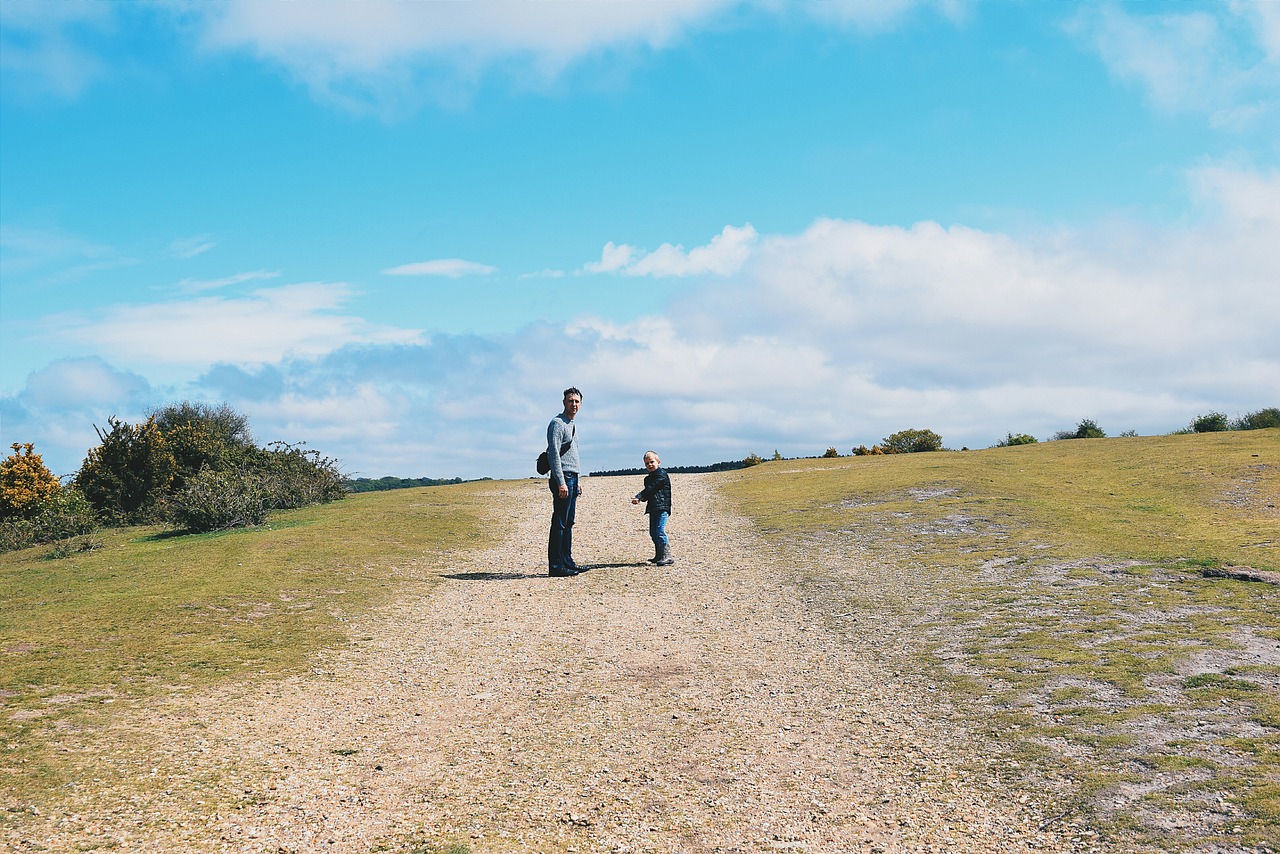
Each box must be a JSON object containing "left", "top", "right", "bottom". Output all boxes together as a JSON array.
[
  {"left": 996, "top": 432, "right": 1038, "bottom": 447},
  {"left": 1053, "top": 417, "right": 1107, "bottom": 440},
  {"left": 1185, "top": 407, "right": 1280, "bottom": 433},
  {"left": 851, "top": 427, "right": 945, "bottom": 456},
  {"left": 0, "top": 444, "right": 99, "bottom": 553},
  {"left": 1, "top": 402, "right": 348, "bottom": 551}
]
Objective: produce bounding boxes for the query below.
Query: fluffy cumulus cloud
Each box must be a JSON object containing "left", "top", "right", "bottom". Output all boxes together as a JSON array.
[{"left": 0, "top": 358, "right": 153, "bottom": 477}]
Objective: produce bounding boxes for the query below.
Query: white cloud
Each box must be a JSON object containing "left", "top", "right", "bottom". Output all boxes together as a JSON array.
[
  {"left": 582, "top": 241, "right": 637, "bottom": 274},
  {"left": 582, "top": 225, "right": 758, "bottom": 277},
  {"left": 47, "top": 282, "right": 424, "bottom": 367},
  {"left": 1189, "top": 164, "right": 1280, "bottom": 225},
  {"left": 382, "top": 258, "right": 497, "bottom": 278},
  {"left": 20, "top": 357, "right": 150, "bottom": 411},
  {"left": 0, "top": 1, "right": 966, "bottom": 113},
  {"left": 518, "top": 268, "right": 567, "bottom": 280},
  {"left": 196, "top": 0, "right": 734, "bottom": 113},
  {"left": 1069, "top": 3, "right": 1280, "bottom": 126}
]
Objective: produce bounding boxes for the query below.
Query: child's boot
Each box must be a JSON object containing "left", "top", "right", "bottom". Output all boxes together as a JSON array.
[
  {"left": 648, "top": 545, "right": 662, "bottom": 563},
  {"left": 656, "top": 544, "right": 675, "bottom": 566}
]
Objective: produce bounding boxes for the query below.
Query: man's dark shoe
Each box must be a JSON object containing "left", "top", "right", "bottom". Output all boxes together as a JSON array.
[{"left": 548, "top": 566, "right": 579, "bottom": 577}]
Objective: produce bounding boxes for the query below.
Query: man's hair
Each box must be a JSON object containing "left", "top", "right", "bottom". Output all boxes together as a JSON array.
[{"left": 563, "top": 387, "right": 582, "bottom": 400}]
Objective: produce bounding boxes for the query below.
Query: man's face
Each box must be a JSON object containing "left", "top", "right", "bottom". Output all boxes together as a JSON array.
[
  {"left": 563, "top": 394, "right": 582, "bottom": 419},
  {"left": 643, "top": 453, "right": 660, "bottom": 472}
]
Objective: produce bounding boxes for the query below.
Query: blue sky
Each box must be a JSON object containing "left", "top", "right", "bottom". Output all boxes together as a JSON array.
[{"left": 2, "top": 1, "right": 1277, "bottom": 480}]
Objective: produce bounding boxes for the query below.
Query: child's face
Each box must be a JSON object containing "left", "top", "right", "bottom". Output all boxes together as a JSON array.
[{"left": 643, "top": 454, "right": 660, "bottom": 472}]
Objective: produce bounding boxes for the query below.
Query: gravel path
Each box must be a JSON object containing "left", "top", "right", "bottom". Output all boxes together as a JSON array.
[{"left": 11, "top": 474, "right": 1102, "bottom": 853}]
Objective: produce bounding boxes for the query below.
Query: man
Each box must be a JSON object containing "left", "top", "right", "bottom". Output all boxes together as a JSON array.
[{"left": 547, "top": 387, "right": 582, "bottom": 577}]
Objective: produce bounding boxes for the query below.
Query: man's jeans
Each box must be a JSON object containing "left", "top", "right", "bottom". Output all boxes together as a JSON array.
[
  {"left": 648, "top": 510, "right": 669, "bottom": 548},
  {"left": 548, "top": 472, "right": 578, "bottom": 569}
]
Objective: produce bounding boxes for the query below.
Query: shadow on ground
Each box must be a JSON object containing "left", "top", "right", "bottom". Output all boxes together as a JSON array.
[{"left": 442, "top": 563, "right": 645, "bottom": 581}]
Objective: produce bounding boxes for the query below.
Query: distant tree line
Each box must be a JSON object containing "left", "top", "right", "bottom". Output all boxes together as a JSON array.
[
  {"left": 346, "top": 476, "right": 477, "bottom": 492},
  {"left": 1, "top": 401, "right": 347, "bottom": 553},
  {"left": 590, "top": 460, "right": 752, "bottom": 478}
]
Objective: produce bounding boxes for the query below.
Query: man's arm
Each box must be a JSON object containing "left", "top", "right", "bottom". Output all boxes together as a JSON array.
[{"left": 547, "top": 419, "right": 566, "bottom": 488}]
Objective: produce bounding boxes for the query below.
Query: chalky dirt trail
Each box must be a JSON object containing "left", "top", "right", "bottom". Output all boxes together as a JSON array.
[{"left": 12, "top": 475, "right": 1101, "bottom": 853}]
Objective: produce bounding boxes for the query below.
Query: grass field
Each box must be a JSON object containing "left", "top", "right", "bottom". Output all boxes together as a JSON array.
[
  {"left": 719, "top": 429, "right": 1279, "bottom": 848},
  {"left": 0, "top": 480, "right": 495, "bottom": 806}
]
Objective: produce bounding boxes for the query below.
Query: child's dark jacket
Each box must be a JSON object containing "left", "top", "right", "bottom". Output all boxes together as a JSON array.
[{"left": 635, "top": 468, "right": 672, "bottom": 516}]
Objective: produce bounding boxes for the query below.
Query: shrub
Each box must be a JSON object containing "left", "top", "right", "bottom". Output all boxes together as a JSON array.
[
  {"left": 1234, "top": 408, "right": 1280, "bottom": 431},
  {"left": 161, "top": 421, "right": 233, "bottom": 493},
  {"left": 743, "top": 453, "right": 764, "bottom": 467},
  {"left": 1190, "top": 412, "right": 1230, "bottom": 433},
  {"left": 150, "top": 400, "right": 253, "bottom": 448},
  {"left": 996, "top": 433, "right": 1038, "bottom": 447},
  {"left": 0, "top": 443, "right": 62, "bottom": 520},
  {"left": 252, "top": 442, "right": 347, "bottom": 509},
  {"left": 852, "top": 444, "right": 885, "bottom": 456},
  {"left": 1053, "top": 419, "right": 1106, "bottom": 440},
  {"left": 75, "top": 417, "right": 176, "bottom": 524},
  {"left": 880, "top": 428, "right": 943, "bottom": 454},
  {"left": 152, "top": 402, "right": 257, "bottom": 494},
  {"left": 169, "top": 468, "right": 270, "bottom": 533},
  {"left": 0, "top": 487, "right": 99, "bottom": 553},
  {"left": 823, "top": 447, "right": 840, "bottom": 458}
]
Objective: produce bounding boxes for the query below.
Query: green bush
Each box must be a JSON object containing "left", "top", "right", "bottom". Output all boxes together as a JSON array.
[
  {"left": 75, "top": 417, "right": 176, "bottom": 523},
  {"left": 169, "top": 468, "right": 269, "bottom": 533},
  {"left": 150, "top": 400, "right": 253, "bottom": 447},
  {"left": 743, "top": 453, "right": 764, "bottom": 467},
  {"left": 823, "top": 447, "right": 840, "bottom": 458},
  {"left": 1190, "top": 412, "right": 1230, "bottom": 433},
  {"left": 1234, "top": 407, "right": 1280, "bottom": 431},
  {"left": 151, "top": 400, "right": 256, "bottom": 494},
  {"left": 253, "top": 442, "right": 347, "bottom": 509},
  {"left": 997, "top": 433, "right": 1038, "bottom": 447},
  {"left": 1053, "top": 419, "right": 1106, "bottom": 440},
  {"left": 880, "top": 428, "right": 943, "bottom": 454},
  {"left": 0, "top": 487, "right": 99, "bottom": 553}
]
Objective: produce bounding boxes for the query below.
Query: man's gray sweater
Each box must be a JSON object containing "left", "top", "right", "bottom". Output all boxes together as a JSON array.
[{"left": 547, "top": 414, "right": 579, "bottom": 485}]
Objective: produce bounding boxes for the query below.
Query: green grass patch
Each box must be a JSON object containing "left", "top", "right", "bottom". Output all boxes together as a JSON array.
[
  {"left": 717, "top": 430, "right": 1280, "bottom": 847},
  {"left": 722, "top": 431, "right": 1278, "bottom": 569},
  {"left": 0, "top": 481, "right": 497, "bottom": 806}
]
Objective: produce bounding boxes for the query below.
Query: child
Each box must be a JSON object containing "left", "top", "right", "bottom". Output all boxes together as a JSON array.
[{"left": 631, "top": 450, "right": 674, "bottom": 566}]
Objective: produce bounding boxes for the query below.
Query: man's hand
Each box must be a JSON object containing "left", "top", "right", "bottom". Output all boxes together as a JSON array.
[{"left": 558, "top": 484, "right": 570, "bottom": 499}]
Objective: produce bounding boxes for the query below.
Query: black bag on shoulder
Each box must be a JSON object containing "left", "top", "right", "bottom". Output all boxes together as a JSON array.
[{"left": 537, "top": 426, "right": 574, "bottom": 475}]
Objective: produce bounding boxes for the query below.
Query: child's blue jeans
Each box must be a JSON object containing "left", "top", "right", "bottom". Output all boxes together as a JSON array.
[{"left": 648, "top": 510, "right": 669, "bottom": 548}]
